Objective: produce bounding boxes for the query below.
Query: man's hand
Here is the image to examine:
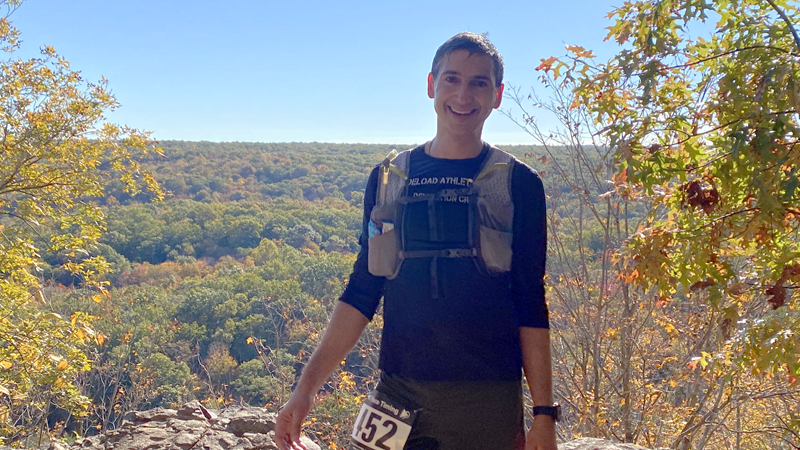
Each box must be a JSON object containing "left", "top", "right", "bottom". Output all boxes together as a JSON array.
[
  {"left": 525, "top": 416, "right": 557, "bottom": 450},
  {"left": 520, "top": 327, "right": 557, "bottom": 450},
  {"left": 275, "top": 391, "right": 314, "bottom": 450},
  {"left": 273, "top": 303, "right": 370, "bottom": 450}
]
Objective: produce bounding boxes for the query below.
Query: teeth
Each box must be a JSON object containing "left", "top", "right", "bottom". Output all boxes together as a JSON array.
[{"left": 451, "top": 107, "right": 474, "bottom": 115}]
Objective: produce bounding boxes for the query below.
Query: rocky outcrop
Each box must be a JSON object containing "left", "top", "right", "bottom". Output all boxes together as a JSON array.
[
  {"left": 559, "top": 437, "right": 667, "bottom": 450},
  {"left": 1, "top": 406, "right": 665, "bottom": 450},
  {"left": 72, "top": 401, "right": 320, "bottom": 450}
]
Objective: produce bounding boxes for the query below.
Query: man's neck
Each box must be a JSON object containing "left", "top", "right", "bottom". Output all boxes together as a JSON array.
[{"left": 426, "top": 133, "right": 485, "bottom": 160}]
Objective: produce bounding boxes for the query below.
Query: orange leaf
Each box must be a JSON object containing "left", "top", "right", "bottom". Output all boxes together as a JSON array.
[
  {"left": 565, "top": 44, "right": 595, "bottom": 58},
  {"left": 535, "top": 56, "right": 558, "bottom": 72}
]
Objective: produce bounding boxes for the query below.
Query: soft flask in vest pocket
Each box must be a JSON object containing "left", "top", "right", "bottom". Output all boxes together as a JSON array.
[{"left": 368, "top": 202, "right": 402, "bottom": 278}]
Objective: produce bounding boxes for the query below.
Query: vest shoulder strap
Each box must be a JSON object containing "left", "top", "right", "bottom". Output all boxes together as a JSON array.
[
  {"left": 474, "top": 146, "right": 516, "bottom": 205},
  {"left": 377, "top": 149, "right": 412, "bottom": 206}
]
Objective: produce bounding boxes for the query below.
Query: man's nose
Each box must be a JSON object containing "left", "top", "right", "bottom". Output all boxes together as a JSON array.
[{"left": 456, "top": 83, "right": 473, "bottom": 102}]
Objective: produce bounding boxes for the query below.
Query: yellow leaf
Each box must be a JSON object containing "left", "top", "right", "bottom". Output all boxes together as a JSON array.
[
  {"left": 0, "top": 361, "right": 11, "bottom": 370},
  {"left": 92, "top": 294, "right": 103, "bottom": 303},
  {"left": 246, "top": 337, "right": 253, "bottom": 345},
  {"left": 699, "top": 352, "right": 711, "bottom": 370},
  {"left": 96, "top": 333, "right": 105, "bottom": 345},
  {"left": 57, "top": 360, "right": 69, "bottom": 371}
]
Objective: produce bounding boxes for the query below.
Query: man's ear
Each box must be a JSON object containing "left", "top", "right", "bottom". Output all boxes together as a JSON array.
[
  {"left": 493, "top": 83, "right": 504, "bottom": 109},
  {"left": 427, "top": 73, "right": 435, "bottom": 99}
]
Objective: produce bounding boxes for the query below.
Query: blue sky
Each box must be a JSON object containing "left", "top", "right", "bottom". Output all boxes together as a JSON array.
[{"left": 11, "top": 0, "right": 622, "bottom": 144}]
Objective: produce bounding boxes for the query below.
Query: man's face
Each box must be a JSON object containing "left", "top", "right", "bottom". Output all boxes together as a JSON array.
[{"left": 427, "top": 49, "right": 504, "bottom": 138}]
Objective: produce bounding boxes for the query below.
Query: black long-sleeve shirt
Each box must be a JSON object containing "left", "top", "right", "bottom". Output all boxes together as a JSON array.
[{"left": 340, "top": 145, "right": 548, "bottom": 382}]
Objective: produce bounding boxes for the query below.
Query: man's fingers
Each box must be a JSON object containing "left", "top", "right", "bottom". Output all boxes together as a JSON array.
[
  {"left": 290, "top": 413, "right": 305, "bottom": 449},
  {"left": 275, "top": 411, "right": 295, "bottom": 450},
  {"left": 275, "top": 408, "right": 308, "bottom": 450}
]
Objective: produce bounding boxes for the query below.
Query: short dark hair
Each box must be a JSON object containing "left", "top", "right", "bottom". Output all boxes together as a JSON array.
[{"left": 431, "top": 32, "right": 504, "bottom": 87}]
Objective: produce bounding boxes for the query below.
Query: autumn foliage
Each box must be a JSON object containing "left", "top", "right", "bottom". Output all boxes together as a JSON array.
[
  {"left": 0, "top": 0, "right": 161, "bottom": 445},
  {"left": 510, "top": 0, "right": 800, "bottom": 448}
]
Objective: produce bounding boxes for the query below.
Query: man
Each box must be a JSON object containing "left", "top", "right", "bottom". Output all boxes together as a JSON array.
[{"left": 275, "top": 32, "right": 556, "bottom": 450}]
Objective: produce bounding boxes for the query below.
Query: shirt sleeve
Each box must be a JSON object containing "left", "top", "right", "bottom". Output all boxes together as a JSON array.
[
  {"left": 511, "top": 161, "right": 549, "bottom": 328},
  {"left": 338, "top": 166, "right": 385, "bottom": 320}
]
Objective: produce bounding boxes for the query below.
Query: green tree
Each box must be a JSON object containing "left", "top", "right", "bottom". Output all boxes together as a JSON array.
[
  {"left": 140, "top": 352, "right": 192, "bottom": 408},
  {"left": 0, "top": 1, "right": 161, "bottom": 443}
]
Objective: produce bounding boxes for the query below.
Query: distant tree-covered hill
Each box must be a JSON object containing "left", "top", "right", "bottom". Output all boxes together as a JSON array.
[{"left": 104, "top": 141, "right": 550, "bottom": 206}]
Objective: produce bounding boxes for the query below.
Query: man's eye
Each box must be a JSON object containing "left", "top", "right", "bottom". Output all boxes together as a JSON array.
[
  {"left": 473, "top": 80, "right": 488, "bottom": 87},
  {"left": 445, "top": 76, "right": 459, "bottom": 83}
]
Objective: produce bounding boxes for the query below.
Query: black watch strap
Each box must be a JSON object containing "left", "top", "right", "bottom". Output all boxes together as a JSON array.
[{"left": 533, "top": 404, "right": 561, "bottom": 422}]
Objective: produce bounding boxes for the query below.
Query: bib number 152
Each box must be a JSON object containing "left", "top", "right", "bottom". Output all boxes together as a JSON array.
[{"left": 350, "top": 403, "right": 413, "bottom": 450}]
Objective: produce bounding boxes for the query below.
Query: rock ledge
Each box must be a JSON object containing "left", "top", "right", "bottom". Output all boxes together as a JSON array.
[{"left": 73, "top": 401, "right": 320, "bottom": 450}]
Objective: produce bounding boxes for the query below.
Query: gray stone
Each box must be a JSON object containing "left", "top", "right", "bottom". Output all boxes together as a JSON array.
[
  {"left": 176, "top": 400, "right": 215, "bottom": 421},
  {"left": 169, "top": 418, "right": 211, "bottom": 431},
  {"left": 222, "top": 406, "right": 276, "bottom": 437},
  {"left": 298, "top": 435, "right": 319, "bottom": 450},
  {"left": 172, "top": 431, "right": 203, "bottom": 448},
  {"left": 62, "top": 402, "right": 320, "bottom": 450},
  {"left": 124, "top": 408, "right": 178, "bottom": 424},
  {"left": 241, "top": 432, "right": 274, "bottom": 449},
  {"left": 559, "top": 437, "right": 665, "bottom": 450}
]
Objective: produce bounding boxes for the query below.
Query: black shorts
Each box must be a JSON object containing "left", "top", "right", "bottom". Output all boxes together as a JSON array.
[{"left": 376, "top": 373, "right": 525, "bottom": 450}]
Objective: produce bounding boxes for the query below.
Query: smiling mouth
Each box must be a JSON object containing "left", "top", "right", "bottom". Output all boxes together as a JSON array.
[{"left": 449, "top": 106, "right": 477, "bottom": 116}]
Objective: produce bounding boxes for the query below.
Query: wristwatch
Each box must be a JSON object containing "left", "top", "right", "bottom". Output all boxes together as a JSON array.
[{"left": 533, "top": 403, "right": 561, "bottom": 422}]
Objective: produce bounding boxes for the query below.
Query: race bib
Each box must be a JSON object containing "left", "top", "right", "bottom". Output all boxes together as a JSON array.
[{"left": 350, "top": 390, "right": 419, "bottom": 450}]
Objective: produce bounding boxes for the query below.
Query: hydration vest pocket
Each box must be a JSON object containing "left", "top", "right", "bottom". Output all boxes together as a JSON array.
[
  {"left": 368, "top": 202, "right": 401, "bottom": 277},
  {"left": 479, "top": 225, "right": 513, "bottom": 273},
  {"left": 475, "top": 196, "right": 514, "bottom": 274}
]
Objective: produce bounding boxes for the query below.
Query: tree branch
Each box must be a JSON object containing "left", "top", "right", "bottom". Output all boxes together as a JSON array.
[
  {"left": 675, "top": 208, "right": 759, "bottom": 234},
  {"left": 764, "top": 0, "right": 800, "bottom": 54},
  {"left": 659, "top": 45, "right": 800, "bottom": 72}
]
